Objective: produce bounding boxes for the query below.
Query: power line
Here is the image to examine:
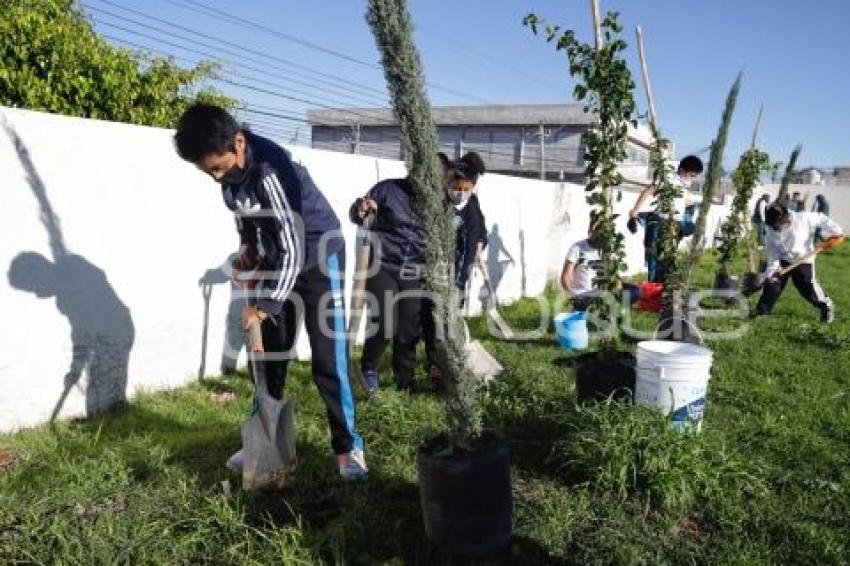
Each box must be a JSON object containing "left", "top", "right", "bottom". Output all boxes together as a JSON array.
[
  {"left": 101, "top": 34, "right": 596, "bottom": 169},
  {"left": 86, "top": 0, "right": 390, "bottom": 101},
  {"left": 86, "top": 1, "right": 550, "bottom": 145},
  {"left": 95, "top": 21, "right": 400, "bottom": 127},
  {"left": 416, "top": 23, "right": 567, "bottom": 94},
  {"left": 161, "top": 0, "right": 494, "bottom": 105},
  {"left": 102, "top": 32, "right": 416, "bottom": 143},
  {"left": 166, "top": 0, "right": 377, "bottom": 69},
  {"left": 84, "top": 5, "right": 388, "bottom": 106}
]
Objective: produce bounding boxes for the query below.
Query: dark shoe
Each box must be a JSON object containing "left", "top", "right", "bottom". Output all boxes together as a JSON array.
[
  {"left": 363, "top": 369, "right": 380, "bottom": 395},
  {"left": 396, "top": 379, "right": 417, "bottom": 393},
  {"left": 428, "top": 365, "right": 443, "bottom": 391}
]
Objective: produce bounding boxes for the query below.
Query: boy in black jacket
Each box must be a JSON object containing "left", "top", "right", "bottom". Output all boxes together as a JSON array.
[{"left": 174, "top": 103, "right": 366, "bottom": 479}]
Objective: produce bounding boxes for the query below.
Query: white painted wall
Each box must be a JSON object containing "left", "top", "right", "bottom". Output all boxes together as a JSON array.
[
  {"left": 0, "top": 106, "right": 736, "bottom": 432},
  {"left": 758, "top": 183, "right": 849, "bottom": 230}
]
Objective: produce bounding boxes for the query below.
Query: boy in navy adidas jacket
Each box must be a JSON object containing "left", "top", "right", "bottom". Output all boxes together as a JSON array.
[{"left": 174, "top": 104, "right": 366, "bottom": 479}]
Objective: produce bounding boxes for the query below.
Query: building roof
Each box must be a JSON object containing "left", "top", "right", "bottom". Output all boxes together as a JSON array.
[{"left": 308, "top": 104, "right": 596, "bottom": 127}]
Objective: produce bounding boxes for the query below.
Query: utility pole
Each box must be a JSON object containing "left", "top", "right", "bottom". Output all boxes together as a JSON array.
[
  {"left": 351, "top": 123, "right": 361, "bottom": 154},
  {"left": 456, "top": 128, "right": 465, "bottom": 159},
  {"left": 528, "top": 123, "right": 550, "bottom": 180},
  {"left": 518, "top": 127, "right": 525, "bottom": 166},
  {"left": 538, "top": 122, "right": 546, "bottom": 180}
]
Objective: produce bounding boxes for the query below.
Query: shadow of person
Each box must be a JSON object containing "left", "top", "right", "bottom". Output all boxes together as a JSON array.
[
  {"left": 481, "top": 224, "right": 516, "bottom": 310},
  {"left": 519, "top": 228, "right": 527, "bottom": 297},
  {"left": 198, "top": 253, "right": 243, "bottom": 376},
  {"left": 8, "top": 252, "right": 135, "bottom": 420}
]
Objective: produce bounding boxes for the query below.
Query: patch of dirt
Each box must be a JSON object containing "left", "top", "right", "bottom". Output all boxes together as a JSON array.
[
  {"left": 676, "top": 517, "right": 702, "bottom": 537},
  {"left": 210, "top": 392, "right": 237, "bottom": 406},
  {"left": 0, "top": 449, "right": 20, "bottom": 472}
]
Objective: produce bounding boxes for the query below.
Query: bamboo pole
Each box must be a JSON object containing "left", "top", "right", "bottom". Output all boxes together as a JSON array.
[
  {"left": 591, "top": 0, "right": 603, "bottom": 50},
  {"left": 635, "top": 25, "right": 658, "bottom": 131},
  {"left": 750, "top": 103, "right": 764, "bottom": 150},
  {"left": 588, "top": 0, "right": 610, "bottom": 205}
]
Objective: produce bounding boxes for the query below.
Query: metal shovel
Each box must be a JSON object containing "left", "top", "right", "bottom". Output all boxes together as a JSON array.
[
  {"left": 742, "top": 237, "right": 842, "bottom": 297},
  {"left": 347, "top": 216, "right": 375, "bottom": 396},
  {"left": 239, "top": 305, "right": 297, "bottom": 490},
  {"left": 476, "top": 257, "right": 515, "bottom": 340},
  {"left": 462, "top": 320, "right": 504, "bottom": 382}
]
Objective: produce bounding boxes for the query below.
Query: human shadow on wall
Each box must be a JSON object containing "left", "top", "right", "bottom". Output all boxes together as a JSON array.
[
  {"left": 480, "top": 223, "right": 516, "bottom": 311},
  {"left": 519, "top": 228, "right": 527, "bottom": 297},
  {"left": 198, "top": 253, "right": 243, "bottom": 377},
  {"left": 3, "top": 119, "right": 134, "bottom": 421}
]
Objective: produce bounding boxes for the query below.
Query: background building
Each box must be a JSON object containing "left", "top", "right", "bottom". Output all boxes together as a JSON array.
[{"left": 307, "top": 104, "right": 662, "bottom": 184}]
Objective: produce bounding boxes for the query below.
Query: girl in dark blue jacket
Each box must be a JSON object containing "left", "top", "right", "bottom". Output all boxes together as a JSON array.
[{"left": 350, "top": 177, "right": 427, "bottom": 393}]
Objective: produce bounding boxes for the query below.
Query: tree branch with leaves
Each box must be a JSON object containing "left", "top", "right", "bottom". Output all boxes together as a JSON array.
[
  {"left": 716, "top": 148, "right": 772, "bottom": 275},
  {"left": 524, "top": 10, "right": 637, "bottom": 348},
  {"left": 0, "top": 0, "right": 234, "bottom": 127}
]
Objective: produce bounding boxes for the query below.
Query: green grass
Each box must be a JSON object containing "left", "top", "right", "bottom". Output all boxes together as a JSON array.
[{"left": 2, "top": 248, "right": 849, "bottom": 564}]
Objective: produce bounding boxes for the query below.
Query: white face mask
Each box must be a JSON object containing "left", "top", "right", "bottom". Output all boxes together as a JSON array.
[{"left": 449, "top": 190, "right": 471, "bottom": 206}]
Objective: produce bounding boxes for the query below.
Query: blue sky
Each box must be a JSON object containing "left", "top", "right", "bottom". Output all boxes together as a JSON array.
[{"left": 87, "top": 0, "right": 850, "bottom": 168}]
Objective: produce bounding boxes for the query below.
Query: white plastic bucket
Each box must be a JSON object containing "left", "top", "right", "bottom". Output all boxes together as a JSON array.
[{"left": 634, "top": 340, "right": 713, "bottom": 431}]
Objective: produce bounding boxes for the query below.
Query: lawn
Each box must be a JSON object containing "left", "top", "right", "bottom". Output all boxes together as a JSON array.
[{"left": 2, "top": 248, "right": 849, "bottom": 564}]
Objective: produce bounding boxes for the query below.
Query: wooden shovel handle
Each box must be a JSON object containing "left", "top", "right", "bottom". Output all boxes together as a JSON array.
[
  {"left": 776, "top": 239, "right": 838, "bottom": 277},
  {"left": 248, "top": 321, "right": 264, "bottom": 353}
]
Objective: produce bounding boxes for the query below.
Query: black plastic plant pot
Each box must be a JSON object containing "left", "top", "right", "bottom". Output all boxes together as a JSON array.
[
  {"left": 574, "top": 351, "right": 636, "bottom": 403},
  {"left": 714, "top": 272, "right": 740, "bottom": 291},
  {"left": 417, "top": 433, "right": 513, "bottom": 558}
]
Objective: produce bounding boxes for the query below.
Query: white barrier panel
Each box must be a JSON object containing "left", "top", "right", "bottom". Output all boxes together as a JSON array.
[{"left": 0, "top": 106, "right": 735, "bottom": 432}]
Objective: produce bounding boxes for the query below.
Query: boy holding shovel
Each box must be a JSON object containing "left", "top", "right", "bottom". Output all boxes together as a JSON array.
[
  {"left": 174, "top": 103, "right": 367, "bottom": 480},
  {"left": 753, "top": 204, "right": 843, "bottom": 323}
]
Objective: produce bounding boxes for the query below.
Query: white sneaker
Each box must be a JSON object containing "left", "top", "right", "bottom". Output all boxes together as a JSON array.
[
  {"left": 226, "top": 449, "right": 244, "bottom": 473},
  {"left": 338, "top": 449, "right": 368, "bottom": 480}
]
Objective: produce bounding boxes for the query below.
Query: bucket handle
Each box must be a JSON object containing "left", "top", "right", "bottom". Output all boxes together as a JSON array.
[
  {"left": 655, "top": 367, "right": 677, "bottom": 415},
  {"left": 653, "top": 317, "right": 705, "bottom": 345},
  {"left": 668, "top": 385, "right": 676, "bottom": 416}
]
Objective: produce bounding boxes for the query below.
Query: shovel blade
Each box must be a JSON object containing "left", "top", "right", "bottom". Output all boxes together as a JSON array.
[
  {"left": 240, "top": 395, "right": 296, "bottom": 490},
  {"left": 464, "top": 340, "right": 503, "bottom": 382}
]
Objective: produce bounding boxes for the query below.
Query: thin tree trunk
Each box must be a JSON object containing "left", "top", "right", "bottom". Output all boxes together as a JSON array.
[{"left": 366, "top": 0, "right": 481, "bottom": 447}]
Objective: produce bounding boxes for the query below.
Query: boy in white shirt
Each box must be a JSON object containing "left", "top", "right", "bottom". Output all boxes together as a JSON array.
[
  {"left": 754, "top": 204, "right": 844, "bottom": 323},
  {"left": 560, "top": 233, "right": 604, "bottom": 311},
  {"left": 627, "top": 155, "right": 704, "bottom": 282}
]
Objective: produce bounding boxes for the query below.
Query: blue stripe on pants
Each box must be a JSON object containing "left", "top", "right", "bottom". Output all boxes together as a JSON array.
[{"left": 327, "top": 252, "right": 363, "bottom": 452}]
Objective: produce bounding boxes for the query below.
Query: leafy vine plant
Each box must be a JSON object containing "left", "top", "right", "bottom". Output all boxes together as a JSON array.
[
  {"left": 717, "top": 148, "right": 772, "bottom": 275},
  {"left": 524, "top": 11, "right": 637, "bottom": 346},
  {"left": 648, "top": 128, "right": 686, "bottom": 321}
]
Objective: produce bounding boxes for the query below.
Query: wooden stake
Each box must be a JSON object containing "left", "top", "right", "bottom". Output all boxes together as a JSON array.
[
  {"left": 750, "top": 103, "right": 764, "bottom": 149},
  {"left": 591, "top": 0, "right": 603, "bottom": 50},
  {"left": 635, "top": 25, "right": 658, "bottom": 131}
]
